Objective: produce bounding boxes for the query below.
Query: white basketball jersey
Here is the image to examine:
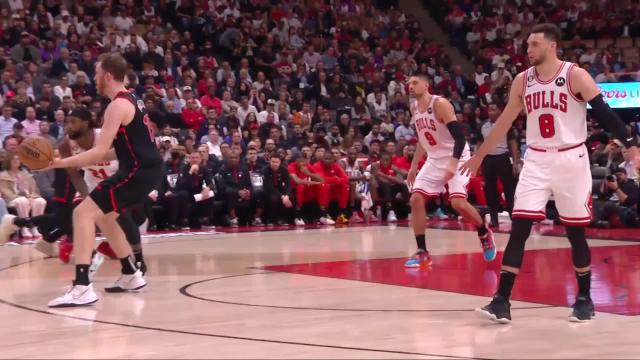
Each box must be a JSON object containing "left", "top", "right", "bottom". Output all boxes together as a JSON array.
[
  {"left": 522, "top": 62, "right": 587, "bottom": 148},
  {"left": 69, "top": 129, "right": 119, "bottom": 192},
  {"left": 412, "top": 95, "right": 470, "bottom": 160}
]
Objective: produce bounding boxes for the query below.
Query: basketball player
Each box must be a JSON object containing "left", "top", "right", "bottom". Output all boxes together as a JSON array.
[
  {"left": 46, "top": 53, "right": 162, "bottom": 307},
  {"left": 0, "top": 108, "right": 148, "bottom": 275},
  {"left": 461, "top": 23, "right": 639, "bottom": 323},
  {"left": 405, "top": 74, "right": 496, "bottom": 268}
]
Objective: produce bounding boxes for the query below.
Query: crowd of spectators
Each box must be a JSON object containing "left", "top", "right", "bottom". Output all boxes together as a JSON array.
[{"left": 0, "top": 0, "right": 638, "bottom": 240}]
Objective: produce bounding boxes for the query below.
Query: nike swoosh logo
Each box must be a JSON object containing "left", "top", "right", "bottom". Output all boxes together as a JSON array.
[
  {"left": 579, "top": 153, "right": 585, "bottom": 158},
  {"left": 527, "top": 83, "right": 535, "bottom": 88}
]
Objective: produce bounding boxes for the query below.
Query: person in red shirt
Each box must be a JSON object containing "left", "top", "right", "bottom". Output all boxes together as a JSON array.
[
  {"left": 372, "top": 152, "right": 409, "bottom": 222},
  {"left": 182, "top": 99, "right": 205, "bottom": 131},
  {"left": 200, "top": 85, "right": 223, "bottom": 116},
  {"left": 311, "top": 151, "right": 350, "bottom": 224},
  {"left": 393, "top": 143, "right": 415, "bottom": 172},
  {"left": 288, "top": 154, "right": 324, "bottom": 226}
]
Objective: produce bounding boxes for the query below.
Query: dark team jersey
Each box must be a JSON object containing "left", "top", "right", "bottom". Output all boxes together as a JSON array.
[
  {"left": 112, "top": 91, "right": 163, "bottom": 173},
  {"left": 52, "top": 169, "right": 76, "bottom": 204}
]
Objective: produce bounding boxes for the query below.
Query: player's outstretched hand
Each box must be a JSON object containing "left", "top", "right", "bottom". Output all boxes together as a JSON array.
[
  {"left": 460, "top": 155, "right": 482, "bottom": 177},
  {"left": 37, "top": 158, "right": 63, "bottom": 172}
]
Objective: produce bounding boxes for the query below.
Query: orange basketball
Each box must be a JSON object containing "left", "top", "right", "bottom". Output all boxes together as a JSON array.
[{"left": 17, "top": 136, "right": 54, "bottom": 171}]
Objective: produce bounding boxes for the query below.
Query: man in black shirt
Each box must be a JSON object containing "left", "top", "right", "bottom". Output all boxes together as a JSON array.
[
  {"left": 263, "top": 156, "right": 294, "bottom": 225},
  {"left": 173, "top": 151, "right": 214, "bottom": 229},
  {"left": 219, "top": 151, "right": 253, "bottom": 226}
]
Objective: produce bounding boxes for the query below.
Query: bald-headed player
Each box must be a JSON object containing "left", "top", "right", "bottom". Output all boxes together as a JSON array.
[
  {"left": 404, "top": 73, "right": 496, "bottom": 269},
  {"left": 462, "top": 23, "right": 640, "bottom": 323}
]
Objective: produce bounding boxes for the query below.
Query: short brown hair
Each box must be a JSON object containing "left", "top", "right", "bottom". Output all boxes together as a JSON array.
[
  {"left": 530, "top": 23, "right": 562, "bottom": 43},
  {"left": 98, "top": 53, "right": 127, "bottom": 82}
]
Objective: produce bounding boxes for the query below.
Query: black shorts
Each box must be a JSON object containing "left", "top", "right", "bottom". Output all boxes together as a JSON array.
[{"left": 90, "top": 166, "right": 161, "bottom": 214}]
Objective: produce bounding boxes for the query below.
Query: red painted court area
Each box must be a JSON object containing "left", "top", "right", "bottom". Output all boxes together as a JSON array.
[{"left": 265, "top": 245, "right": 640, "bottom": 316}]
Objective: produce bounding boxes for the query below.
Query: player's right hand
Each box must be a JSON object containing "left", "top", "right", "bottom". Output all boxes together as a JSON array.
[
  {"left": 407, "top": 167, "right": 418, "bottom": 187},
  {"left": 460, "top": 155, "right": 483, "bottom": 176}
]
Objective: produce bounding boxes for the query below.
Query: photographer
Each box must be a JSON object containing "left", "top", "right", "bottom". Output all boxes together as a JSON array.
[{"left": 593, "top": 168, "right": 639, "bottom": 227}]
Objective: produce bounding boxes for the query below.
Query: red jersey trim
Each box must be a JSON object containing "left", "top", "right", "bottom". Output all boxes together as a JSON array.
[
  {"left": 566, "top": 63, "right": 586, "bottom": 103},
  {"left": 533, "top": 61, "right": 565, "bottom": 85}
]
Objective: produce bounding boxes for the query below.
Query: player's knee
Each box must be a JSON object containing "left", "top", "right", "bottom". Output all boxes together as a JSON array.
[{"left": 409, "top": 193, "right": 425, "bottom": 209}]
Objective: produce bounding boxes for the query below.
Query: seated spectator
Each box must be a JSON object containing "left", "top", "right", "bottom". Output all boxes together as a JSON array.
[
  {"left": 198, "top": 144, "right": 222, "bottom": 174},
  {"left": 311, "top": 151, "right": 350, "bottom": 224},
  {"left": 182, "top": 99, "right": 205, "bottom": 131},
  {"left": 0, "top": 154, "right": 46, "bottom": 239},
  {"left": 218, "top": 151, "right": 253, "bottom": 226},
  {"left": 8, "top": 123, "right": 25, "bottom": 145},
  {"left": 594, "top": 168, "right": 639, "bottom": 227},
  {"left": 370, "top": 152, "right": 409, "bottom": 222},
  {"left": 340, "top": 147, "right": 371, "bottom": 223},
  {"left": 172, "top": 151, "right": 215, "bottom": 229},
  {"left": 245, "top": 147, "right": 266, "bottom": 226},
  {"left": 0, "top": 105, "right": 17, "bottom": 142},
  {"left": 204, "top": 129, "right": 222, "bottom": 159},
  {"left": 393, "top": 143, "right": 415, "bottom": 172},
  {"left": 21, "top": 107, "right": 41, "bottom": 136},
  {"left": 288, "top": 154, "right": 324, "bottom": 226},
  {"left": 394, "top": 112, "right": 415, "bottom": 141},
  {"left": 38, "top": 121, "right": 57, "bottom": 149},
  {"left": 262, "top": 155, "right": 294, "bottom": 225},
  {"left": 364, "top": 124, "right": 385, "bottom": 147}
]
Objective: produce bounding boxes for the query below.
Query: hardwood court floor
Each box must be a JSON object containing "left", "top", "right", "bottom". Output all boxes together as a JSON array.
[{"left": 1, "top": 222, "right": 640, "bottom": 359}]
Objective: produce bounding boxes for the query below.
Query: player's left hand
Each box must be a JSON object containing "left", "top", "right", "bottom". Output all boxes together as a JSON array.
[{"left": 460, "top": 155, "right": 483, "bottom": 177}]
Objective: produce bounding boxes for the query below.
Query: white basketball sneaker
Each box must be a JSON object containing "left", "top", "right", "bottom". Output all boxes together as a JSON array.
[
  {"left": 48, "top": 283, "right": 99, "bottom": 308},
  {"left": 104, "top": 270, "right": 147, "bottom": 293},
  {"left": 88, "top": 253, "right": 105, "bottom": 282}
]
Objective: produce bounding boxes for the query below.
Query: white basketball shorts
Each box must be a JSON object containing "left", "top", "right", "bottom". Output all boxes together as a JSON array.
[
  {"left": 513, "top": 143, "right": 592, "bottom": 226},
  {"left": 412, "top": 155, "right": 470, "bottom": 199}
]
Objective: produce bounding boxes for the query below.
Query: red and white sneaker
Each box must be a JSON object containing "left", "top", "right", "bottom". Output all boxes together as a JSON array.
[{"left": 59, "top": 238, "right": 73, "bottom": 264}]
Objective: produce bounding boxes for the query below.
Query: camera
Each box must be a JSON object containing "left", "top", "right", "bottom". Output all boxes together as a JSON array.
[{"left": 606, "top": 174, "right": 616, "bottom": 182}]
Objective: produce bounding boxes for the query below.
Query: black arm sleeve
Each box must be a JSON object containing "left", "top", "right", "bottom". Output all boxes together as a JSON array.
[
  {"left": 589, "top": 94, "right": 636, "bottom": 148},
  {"left": 446, "top": 121, "right": 467, "bottom": 159}
]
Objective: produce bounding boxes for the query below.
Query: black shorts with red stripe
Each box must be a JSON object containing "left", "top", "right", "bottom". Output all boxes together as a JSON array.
[{"left": 90, "top": 166, "right": 161, "bottom": 214}]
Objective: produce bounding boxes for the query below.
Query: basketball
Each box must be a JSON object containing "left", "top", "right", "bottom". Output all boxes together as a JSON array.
[{"left": 17, "top": 136, "right": 54, "bottom": 171}]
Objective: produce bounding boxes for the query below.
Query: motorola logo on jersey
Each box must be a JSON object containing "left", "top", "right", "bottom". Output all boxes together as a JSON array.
[
  {"left": 427, "top": 107, "right": 433, "bottom": 114},
  {"left": 555, "top": 77, "right": 566, "bottom": 87},
  {"left": 524, "top": 91, "right": 568, "bottom": 113},
  {"left": 527, "top": 74, "right": 534, "bottom": 83}
]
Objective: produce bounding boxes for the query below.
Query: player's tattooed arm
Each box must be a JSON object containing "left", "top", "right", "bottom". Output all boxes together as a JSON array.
[
  {"left": 58, "top": 139, "right": 89, "bottom": 197},
  {"left": 460, "top": 73, "right": 525, "bottom": 175}
]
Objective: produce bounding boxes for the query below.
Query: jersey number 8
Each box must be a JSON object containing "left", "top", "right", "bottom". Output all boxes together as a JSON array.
[{"left": 538, "top": 114, "right": 556, "bottom": 138}]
